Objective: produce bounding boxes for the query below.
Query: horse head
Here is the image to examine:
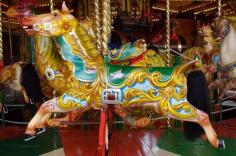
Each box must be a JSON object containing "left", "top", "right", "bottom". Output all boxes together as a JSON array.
[
  {"left": 214, "top": 18, "right": 231, "bottom": 42},
  {"left": 198, "top": 24, "right": 213, "bottom": 37},
  {"left": 21, "top": 2, "right": 77, "bottom": 36},
  {"left": 198, "top": 23, "right": 218, "bottom": 54}
]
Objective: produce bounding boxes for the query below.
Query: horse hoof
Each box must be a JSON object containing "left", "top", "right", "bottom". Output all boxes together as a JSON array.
[
  {"left": 218, "top": 139, "right": 225, "bottom": 149},
  {"left": 36, "top": 128, "right": 46, "bottom": 135},
  {"left": 24, "top": 134, "right": 36, "bottom": 141}
]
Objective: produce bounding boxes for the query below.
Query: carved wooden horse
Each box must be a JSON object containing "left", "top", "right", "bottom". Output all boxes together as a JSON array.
[
  {"left": 17, "top": 2, "right": 225, "bottom": 149},
  {"left": 7, "top": 1, "right": 157, "bottom": 129},
  {"left": 209, "top": 17, "right": 236, "bottom": 99},
  {"left": 0, "top": 62, "right": 44, "bottom": 105}
]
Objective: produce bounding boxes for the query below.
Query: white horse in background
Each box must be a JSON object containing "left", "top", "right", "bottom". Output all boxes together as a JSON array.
[{"left": 209, "top": 17, "right": 236, "bottom": 98}]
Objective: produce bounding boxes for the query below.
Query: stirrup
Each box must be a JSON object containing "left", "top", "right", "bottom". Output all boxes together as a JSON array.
[
  {"left": 218, "top": 139, "right": 225, "bottom": 149},
  {"left": 24, "top": 134, "right": 36, "bottom": 141}
]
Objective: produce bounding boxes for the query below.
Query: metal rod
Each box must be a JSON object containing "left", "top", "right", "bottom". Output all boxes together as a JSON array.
[
  {"left": 102, "top": 0, "right": 110, "bottom": 55},
  {"left": 50, "top": 0, "right": 54, "bottom": 12},
  {"left": 7, "top": 17, "right": 13, "bottom": 63},
  {"left": 218, "top": 0, "right": 221, "bottom": 17},
  {"left": 0, "top": 0, "right": 3, "bottom": 66},
  {"left": 95, "top": 0, "right": 102, "bottom": 52},
  {"left": 166, "top": 0, "right": 171, "bottom": 67}
]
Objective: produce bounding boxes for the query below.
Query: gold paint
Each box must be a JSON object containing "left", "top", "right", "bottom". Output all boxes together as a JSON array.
[
  {"left": 121, "top": 85, "right": 196, "bottom": 119},
  {"left": 132, "top": 50, "right": 165, "bottom": 67},
  {"left": 30, "top": 9, "right": 200, "bottom": 120},
  {"left": 115, "top": 61, "right": 197, "bottom": 88}
]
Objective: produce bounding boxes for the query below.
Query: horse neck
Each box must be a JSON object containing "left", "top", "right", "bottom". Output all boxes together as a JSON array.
[{"left": 34, "top": 36, "right": 61, "bottom": 75}]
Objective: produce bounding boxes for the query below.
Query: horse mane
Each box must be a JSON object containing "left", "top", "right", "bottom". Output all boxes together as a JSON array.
[
  {"left": 74, "top": 23, "right": 103, "bottom": 62},
  {"left": 224, "top": 16, "right": 236, "bottom": 30}
]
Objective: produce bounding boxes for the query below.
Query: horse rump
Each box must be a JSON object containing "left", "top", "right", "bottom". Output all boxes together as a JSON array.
[{"left": 184, "top": 70, "right": 210, "bottom": 141}]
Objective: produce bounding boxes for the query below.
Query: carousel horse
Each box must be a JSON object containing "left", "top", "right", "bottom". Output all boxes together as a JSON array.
[
  {"left": 0, "top": 62, "right": 44, "bottom": 105},
  {"left": 209, "top": 17, "right": 236, "bottom": 98},
  {"left": 198, "top": 24, "right": 220, "bottom": 65},
  {"left": 17, "top": 2, "right": 225, "bottom": 149},
  {"left": 174, "top": 24, "right": 220, "bottom": 83},
  {"left": 182, "top": 24, "right": 219, "bottom": 65},
  {"left": 7, "top": 1, "right": 160, "bottom": 129}
]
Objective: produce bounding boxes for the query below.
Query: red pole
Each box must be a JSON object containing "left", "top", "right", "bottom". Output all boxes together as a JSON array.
[{"left": 97, "top": 110, "right": 106, "bottom": 156}]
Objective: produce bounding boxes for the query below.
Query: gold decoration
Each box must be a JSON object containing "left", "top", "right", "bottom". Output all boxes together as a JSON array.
[{"left": 95, "top": 0, "right": 102, "bottom": 52}]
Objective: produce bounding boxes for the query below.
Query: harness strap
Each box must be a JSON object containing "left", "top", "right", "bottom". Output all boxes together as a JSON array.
[{"left": 219, "top": 61, "right": 236, "bottom": 73}]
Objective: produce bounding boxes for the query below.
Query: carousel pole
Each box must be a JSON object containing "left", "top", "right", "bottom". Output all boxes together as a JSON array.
[
  {"left": 166, "top": 0, "right": 171, "bottom": 128},
  {"left": 0, "top": 0, "right": 3, "bottom": 68},
  {"left": 97, "top": 1, "right": 111, "bottom": 155},
  {"left": 107, "top": 0, "right": 111, "bottom": 36},
  {"left": 101, "top": 0, "right": 110, "bottom": 55},
  {"left": 7, "top": 17, "right": 13, "bottom": 63},
  {"left": 50, "top": 0, "right": 54, "bottom": 12},
  {"left": 166, "top": 0, "right": 171, "bottom": 67},
  {"left": 218, "top": 0, "right": 221, "bottom": 17},
  {"left": 95, "top": 0, "right": 102, "bottom": 52},
  {"left": 217, "top": 0, "right": 222, "bottom": 123}
]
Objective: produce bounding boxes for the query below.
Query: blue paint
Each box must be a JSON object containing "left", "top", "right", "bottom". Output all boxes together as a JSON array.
[
  {"left": 62, "top": 93, "right": 87, "bottom": 107},
  {"left": 57, "top": 36, "right": 97, "bottom": 82}
]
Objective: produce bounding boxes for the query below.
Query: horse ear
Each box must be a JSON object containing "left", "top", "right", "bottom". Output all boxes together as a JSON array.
[{"left": 62, "top": 1, "right": 69, "bottom": 13}]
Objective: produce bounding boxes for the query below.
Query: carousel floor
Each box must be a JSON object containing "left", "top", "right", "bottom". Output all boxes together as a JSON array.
[{"left": 0, "top": 118, "right": 236, "bottom": 156}]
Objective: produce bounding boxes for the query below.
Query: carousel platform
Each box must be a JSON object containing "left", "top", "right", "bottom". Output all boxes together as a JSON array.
[{"left": 0, "top": 118, "right": 236, "bottom": 156}]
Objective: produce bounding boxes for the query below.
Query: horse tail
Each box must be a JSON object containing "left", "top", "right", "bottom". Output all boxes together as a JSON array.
[
  {"left": 183, "top": 70, "right": 210, "bottom": 141},
  {"left": 21, "top": 64, "right": 44, "bottom": 104}
]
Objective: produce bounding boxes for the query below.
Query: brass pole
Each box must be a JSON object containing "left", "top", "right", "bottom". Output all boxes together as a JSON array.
[
  {"left": 0, "top": 0, "right": 3, "bottom": 66},
  {"left": 95, "top": 0, "right": 102, "bottom": 52},
  {"left": 166, "top": 0, "right": 171, "bottom": 66},
  {"left": 50, "top": 0, "right": 54, "bottom": 12},
  {"left": 7, "top": 17, "right": 13, "bottom": 63},
  {"left": 218, "top": 0, "right": 221, "bottom": 17},
  {"left": 101, "top": 0, "right": 110, "bottom": 55}
]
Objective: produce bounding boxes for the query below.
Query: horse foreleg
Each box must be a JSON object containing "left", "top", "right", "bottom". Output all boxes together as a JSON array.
[
  {"left": 47, "top": 108, "right": 89, "bottom": 127},
  {"left": 38, "top": 112, "right": 52, "bottom": 128},
  {"left": 25, "top": 98, "right": 57, "bottom": 135},
  {"left": 21, "top": 87, "right": 29, "bottom": 103}
]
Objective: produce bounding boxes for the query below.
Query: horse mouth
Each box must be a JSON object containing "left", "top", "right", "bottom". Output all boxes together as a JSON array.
[
  {"left": 23, "top": 25, "right": 33, "bottom": 31},
  {"left": 22, "top": 25, "right": 36, "bottom": 35}
]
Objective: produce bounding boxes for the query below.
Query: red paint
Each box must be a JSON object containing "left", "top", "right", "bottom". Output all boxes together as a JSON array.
[{"left": 97, "top": 111, "right": 106, "bottom": 156}]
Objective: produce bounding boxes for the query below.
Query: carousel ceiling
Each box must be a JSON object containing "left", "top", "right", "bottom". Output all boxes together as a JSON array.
[
  {"left": 152, "top": 0, "right": 235, "bottom": 16},
  {"left": 1, "top": 0, "right": 236, "bottom": 26}
]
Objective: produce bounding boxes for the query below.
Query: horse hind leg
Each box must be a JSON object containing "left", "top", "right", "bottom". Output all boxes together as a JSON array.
[
  {"left": 163, "top": 104, "right": 223, "bottom": 149},
  {"left": 47, "top": 108, "right": 90, "bottom": 127},
  {"left": 195, "top": 109, "right": 219, "bottom": 147},
  {"left": 25, "top": 90, "right": 90, "bottom": 139},
  {"left": 114, "top": 106, "right": 151, "bottom": 128}
]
